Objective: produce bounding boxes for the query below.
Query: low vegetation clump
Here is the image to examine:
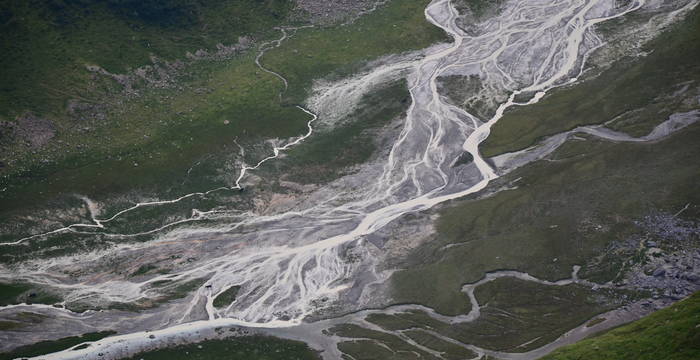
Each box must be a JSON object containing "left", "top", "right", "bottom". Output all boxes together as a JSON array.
[
  {"left": 274, "top": 79, "right": 411, "bottom": 184},
  {"left": 213, "top": 285, "right": 240, "bottom": 308},
  {"left": 124, "top": 336, "right": 320, "bottom": 360},
  {"left": 0, "top": 282, "right": 62, "bottom": 306},
  {"left": 0, "top": 331, "right": 116, "bottom": 360}
]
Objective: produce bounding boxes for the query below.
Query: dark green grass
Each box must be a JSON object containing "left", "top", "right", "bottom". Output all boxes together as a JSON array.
[
  {"left": 391, "top": 123, "right": 700, "bottom": 316},
  {"left": 0, "top": 52, "right": 307, "bottom": 212},
  {"left": 0, "top": 283, "right": 30, "bottom": 305},
  {"left": 442, "top": 279, "right": 636, "bottom": 352},
  {"left": 0, "top": 230, "right": 113, "bottom": 263},
  {"left": 403, "top": 330, "right": 477, "bottom": 359},
  {"left": 130, "top": 264, "right": 158, "bottom": 277},
  {"left": 0, "top": 0, "right": 446, "bottom": 217},
  {"left": 273, "top": 79, "right": 411, "bottom": 184},
  {"left": 0, "top": 0, "right": 292, "bottom": 118},
  {"left": 480, "top": 6, "right": 700, "bottom": 157},
  {"left": 330, "top": 324, "right": 440, "bottom": 360},
  {"left": 261, "top": 0, "right": 447, "bottom": 104},
  {"left": 0, "top": 282, "right": 61, "bottom": 306},
  {"left": 124, "top": 336, "right": 320, "bottom": 360},
  {"left": 365, "top": 279, "right": 634, "bottom": 353},
  {"left": 540, "top": 291, "right": 700, "bottom": 360},
  {"left": 213, "top": 286, "right": 240, "bottom": 308},
  {"left": 0, "top": 331, "right": 116, "bottom": 360}
]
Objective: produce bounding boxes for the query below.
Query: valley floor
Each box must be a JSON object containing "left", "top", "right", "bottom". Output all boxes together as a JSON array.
[{"left": 1, "top": 0, "right": 699, "bottom": 359}]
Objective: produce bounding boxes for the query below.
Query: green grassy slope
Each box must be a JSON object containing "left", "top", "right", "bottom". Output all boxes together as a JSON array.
[
  {"left": 0, "top": 334, "right": 318, "bottom": 360},
  {"left": 0, "top": 331, "right": 116, "bottom": 360},
  {"left": 0, "top": 0, "right": 299, "bottom": 211},
  {"left": 363, "top": 279, "right": 634, "bottom": 354},
  {"left": 0, "top": 0, "right": 447, "bottom": 213},
  {"left": 355, "top": 115, "right": 699, "bottom": 359},
  {"left": 123, "top": 336, "right": 320, "bottom": 360},
  {"left": 273, "top": 79, "right": 411, "bottom": 184},
  {"left": 391, "top": 122, "right": 700, "bottom": 316},
  {"left": 261, "top": 0, "right": 447, "bottom": 104},
  {"left": 0, "top": 0, "right": 291, "bottom": 118},
  {"left": 541, "top": 291, "right": 700, "bottom": 360},
  {"left": 480, "top": 5, "right": 700, "bottom": 157},
  {"left": 0, "top": 282, "right": 61, "bottom": 307}
]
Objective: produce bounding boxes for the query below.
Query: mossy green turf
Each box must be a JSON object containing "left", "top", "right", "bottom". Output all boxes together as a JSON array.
[
  {"left": 445, "top": 279, "right": 635, "bottom": 352},
  {"left": 541, "top": 291, "right": 700, "bottom": 360},
  {"left": 261, "top": 0, "right": 446, "bottom": 104},
  {"left": 403, "top": 330, "right": 477, "bottom": 360},
  {"left": 480, "top": 6, "right": 700, "bottom": 157},
  {"left": 0, "top": 331, "right": 116, "bottom": 360},
  {"left": 391, "top": 122, "right": 700, "bottom": 317},
  {"left": 213, "top": 285, "right": 240, "bottom": 308},
  {"left": 331, "top": 324, "right": 443, "bottom": 360},
  {"left": 0, "top": 0, "right": 447, "bottom": 214},
  {"left": 272, "top": 79, "right": 411, "bottom": 184},
  {"left": 358, "top": 279, "right": 634, "bottom": 354},
  {"left": 0, "top": 72, "right": 414, "bottom": 244},
  {"left": 124, "top": 336, "right": 319, "bottom": 360},
  {"left": 0, "top": 0, "right": 291, "bottom": 118},
  {"left": 0, "top": 282, "right": 61, "bottom": 306}
]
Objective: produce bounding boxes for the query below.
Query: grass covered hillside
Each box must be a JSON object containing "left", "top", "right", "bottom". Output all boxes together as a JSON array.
[
  {"left": 0, "top": 0, "right": 447, "bottom": 213},
  {"left": 541, "top": 291, "right": 700, "bottom": 360},
  {"left": 0, "top": 0, "right": 291, "bottom": 118},
  {"left": 0, "top": 0, "right": 295, "bottom": 209}
]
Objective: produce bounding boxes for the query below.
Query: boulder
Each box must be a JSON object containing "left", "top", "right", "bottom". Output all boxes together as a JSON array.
[{"left": 652, "top": 267, "right": 666, "bottom": 277}]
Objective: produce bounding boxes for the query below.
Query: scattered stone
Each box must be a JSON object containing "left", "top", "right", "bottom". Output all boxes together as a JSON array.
[
  {"left": 295, "top": 0, "right": 381, "bottom": 25},
  {"left": 148, "top": 334, "right": 156, "bottom": 339},
  {"left": 652, "top": 267, "right": 666, "bottom": 277},
  {"left": 13, "top": 112, "right": 56, "bottom": 149}
]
